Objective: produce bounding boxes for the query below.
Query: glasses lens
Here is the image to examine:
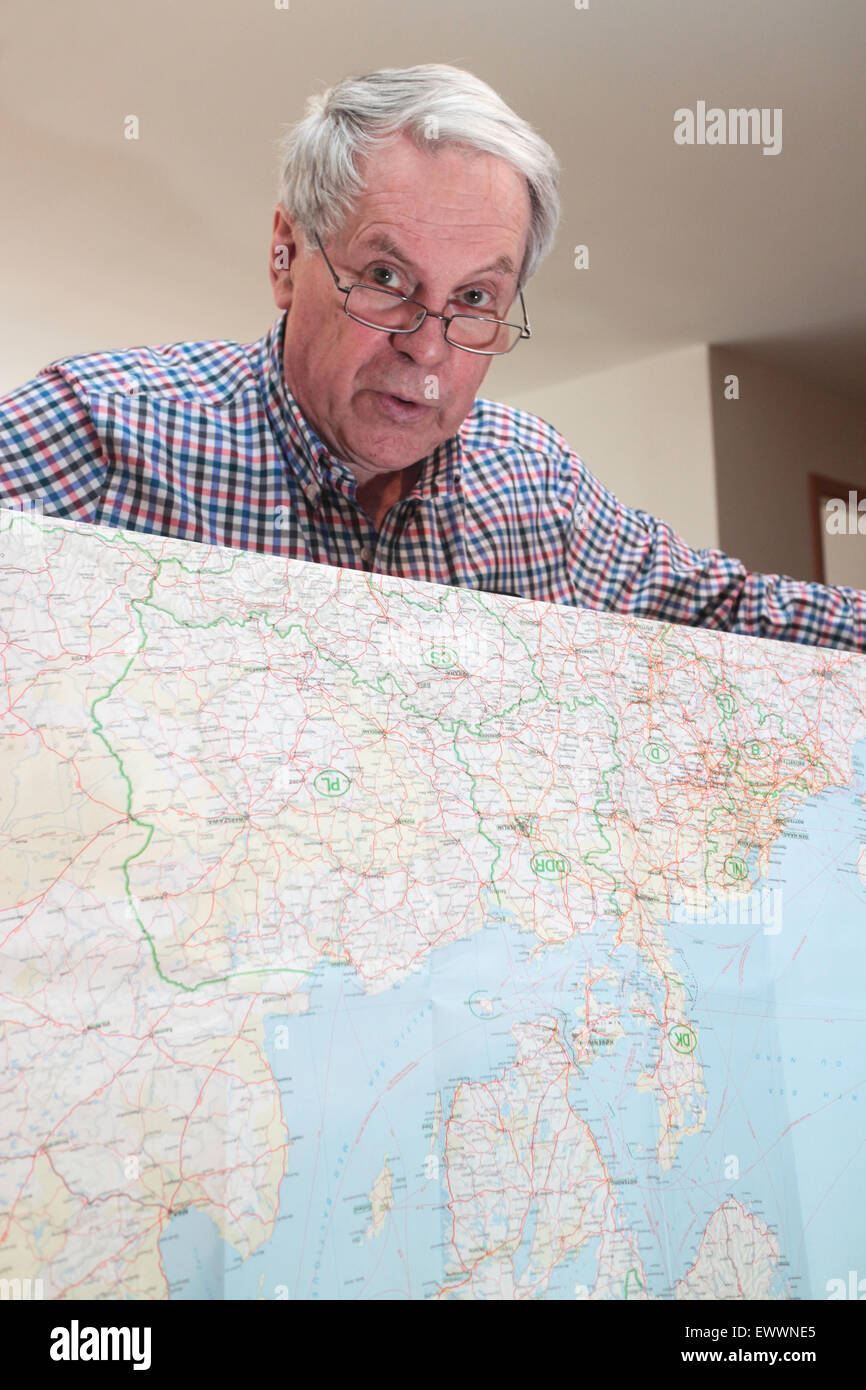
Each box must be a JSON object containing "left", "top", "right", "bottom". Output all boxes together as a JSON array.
[
  {"left": 346, "top": 286, "right": 423, "bottom": 330},
  {"left": 447, "top": 316, "right": 521, "bottom": 353}
]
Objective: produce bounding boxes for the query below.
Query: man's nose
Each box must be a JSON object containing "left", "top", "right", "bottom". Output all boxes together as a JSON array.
[{"left": 391, "top": 312, "right": 451, "bottom": 367}]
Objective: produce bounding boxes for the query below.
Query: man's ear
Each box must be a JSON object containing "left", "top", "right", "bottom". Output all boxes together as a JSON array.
[{"left": 269, "top": 205, "right": 302, "bottom": 310}]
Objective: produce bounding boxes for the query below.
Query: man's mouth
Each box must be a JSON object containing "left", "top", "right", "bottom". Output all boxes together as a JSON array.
[
  {"left": 371, "top": 391, "right": 432, "bottom": 421},
  {"left": 378, "top": 387, "right": 426, "bottom": 404}
]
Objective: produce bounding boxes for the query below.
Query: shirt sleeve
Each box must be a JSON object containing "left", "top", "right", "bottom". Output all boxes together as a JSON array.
[
  {"left": 558, "top": 440, "right": 866, "bottom": 653},
  {"left": 0, "top": 366, "right": 109, "bottom": 522}
]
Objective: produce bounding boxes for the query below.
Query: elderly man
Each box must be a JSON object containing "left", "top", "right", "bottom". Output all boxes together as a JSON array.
[{"left": 1, "top": 63, "right": 863, "bottom": 649}]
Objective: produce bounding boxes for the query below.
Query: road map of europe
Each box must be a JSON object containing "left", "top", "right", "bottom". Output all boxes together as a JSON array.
[{"left": 1, "top": 505, "right": 865, "bottom": 1299}]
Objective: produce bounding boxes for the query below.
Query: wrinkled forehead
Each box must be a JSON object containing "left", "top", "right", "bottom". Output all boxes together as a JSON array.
[{"left": 336, "top": 133, "right": 531, "bottom": 271}]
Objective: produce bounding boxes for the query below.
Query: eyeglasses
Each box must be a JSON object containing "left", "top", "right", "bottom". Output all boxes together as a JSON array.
[{"left": 314, "top": 234, "right": 532, "bottom": 355}]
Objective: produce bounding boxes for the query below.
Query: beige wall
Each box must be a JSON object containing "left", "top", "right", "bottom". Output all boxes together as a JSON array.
[
  {"left": 501, "top": 343, "right": 866, "bottom": 587},
  {"left": 710, "top": 348, "right": 866, "bottom": 583},
  {"left": 500, "top": 344, "right": 719, "bottom": 553}
]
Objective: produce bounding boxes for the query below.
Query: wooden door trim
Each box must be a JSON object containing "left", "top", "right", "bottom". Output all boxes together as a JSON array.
[{"left": 808, "top": 472, "right": 866, "bottom": 585}]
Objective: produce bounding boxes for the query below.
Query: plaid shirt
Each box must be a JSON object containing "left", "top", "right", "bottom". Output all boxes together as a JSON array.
[{"left": 1, "top": 310, "right": 863, "bottom": 651}]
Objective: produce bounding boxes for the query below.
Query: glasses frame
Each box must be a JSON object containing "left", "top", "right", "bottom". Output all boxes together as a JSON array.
[{"left": 314, "top": 233, "right": 532, "bottom": 356}]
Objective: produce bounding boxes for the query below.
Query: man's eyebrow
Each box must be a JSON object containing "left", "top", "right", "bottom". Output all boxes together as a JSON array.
[{"left": 356, "top": 233, "right": 516, "bottom": 280}]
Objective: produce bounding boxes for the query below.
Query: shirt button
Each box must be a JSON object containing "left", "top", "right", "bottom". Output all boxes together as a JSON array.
[{"left": 360, "top": 544, "right": 374, "bottom": 564}]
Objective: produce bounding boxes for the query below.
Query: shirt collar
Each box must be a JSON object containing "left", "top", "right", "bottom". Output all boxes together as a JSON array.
[{"left": 258, "top": 309, "right": 462, "bottom": 508}]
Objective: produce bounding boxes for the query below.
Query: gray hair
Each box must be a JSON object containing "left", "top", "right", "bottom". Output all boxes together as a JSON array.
[{"left": 275, "top": 63, "right": 560, "bottom": 289}]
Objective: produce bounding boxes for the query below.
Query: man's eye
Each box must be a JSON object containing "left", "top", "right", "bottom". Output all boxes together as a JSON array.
[
  {"left": 368, "top": 265, "right": 404, "bottom": 291},
  {"left": 460, "top": 287, "right": 493, "bottom": 311}
]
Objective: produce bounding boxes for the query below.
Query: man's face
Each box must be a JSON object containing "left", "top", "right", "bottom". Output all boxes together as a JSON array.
[{"left": 269, "top": 131, "right": 531, "bottom": 488}]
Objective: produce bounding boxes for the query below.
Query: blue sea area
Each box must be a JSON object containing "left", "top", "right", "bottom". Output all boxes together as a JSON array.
[
  {"left": 667, "top": 736, "right": 866, "bottom": 1299},
  {"left": 158, "top": 740, "right": 866, "bottom": 1300}
]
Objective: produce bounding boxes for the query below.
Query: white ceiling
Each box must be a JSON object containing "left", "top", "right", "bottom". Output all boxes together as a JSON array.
[{"left": 2, "top": 0, "right": 864, "bottom": 404}]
